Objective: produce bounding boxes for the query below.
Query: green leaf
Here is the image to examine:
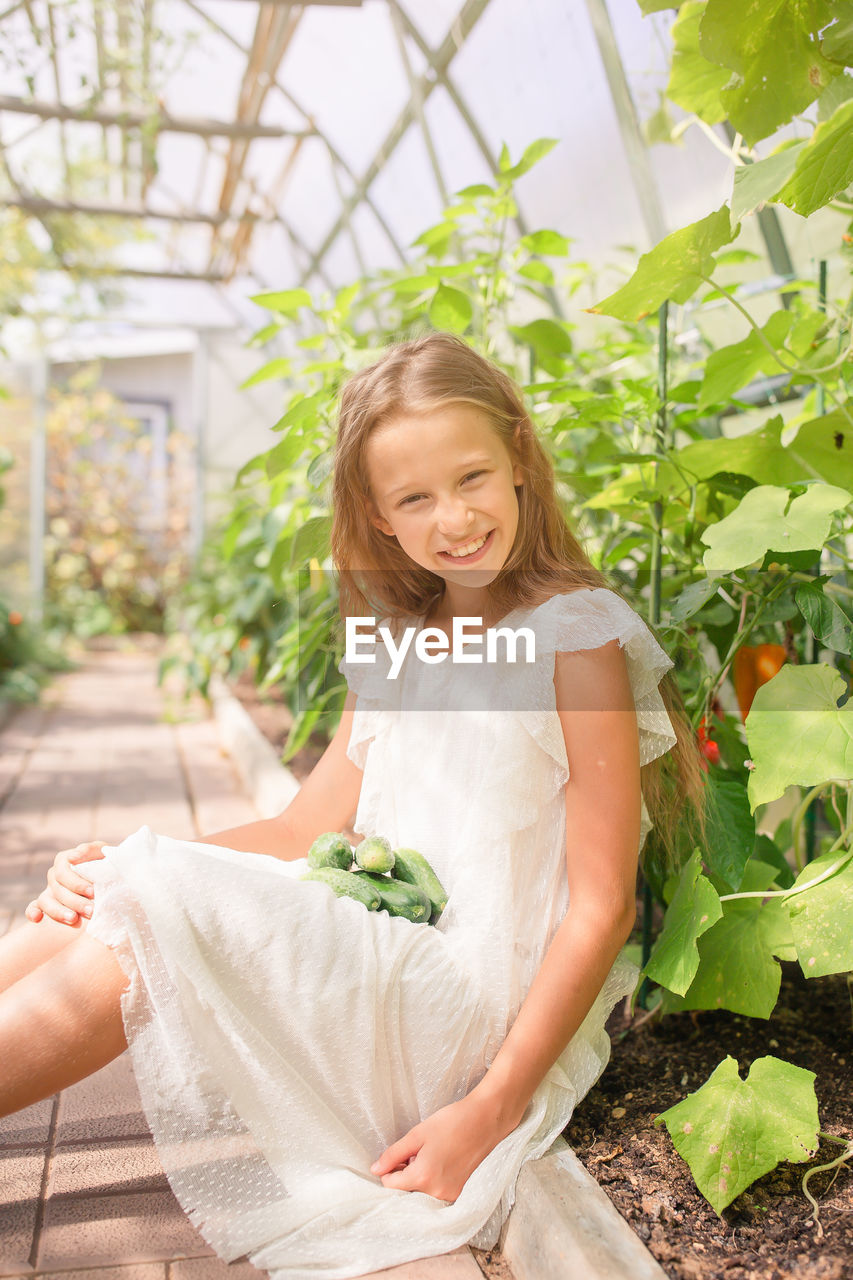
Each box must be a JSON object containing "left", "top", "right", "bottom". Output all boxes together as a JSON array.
[
  {"left": 429, "top": 284, "right": 473, "bottom": 334},
  {"left": 696, "top": 312, "right": 793, "bottom": 410},
  {"left": 656, "top": 1055, "right": 819, "bottom": 1214},
  {"left": 703, "top": 774, "right": 756, "bottom": 890},
  {"left": 251, "top": 288, "right": 313, "bottom": 315},
  {"left": 701, "top": 483, "right": 852, "bottom": 572},
  {"left": 667, "top": 578, "right": 723, "bottom": 624},
  {"left": 500, "top": 137, "right": 559, "bottom": 181},
  {"left": 272, "top": 390, "right": 328, "bottom": 434},
  {"left": 795, "top": 580, "right": 853, "bottom": 654},
  {"left": 240, "top": 357, "right": 292, "bottom": 389},
  {"left": 518, "top": 260, "right": 555, "bottom": 285},
  {"left": 247, "top": 321, "right": 283, "bottom": 348},
  {"left": 700, "top": 0, "right": 841, "bottom": 145},
  {"left": 663, "top": 860, "right": 794, "bottom": 1018},
  {"left": 520, "top": 229, "right": 571, "bottom": 256},
  {"left": 787, "top": 846, "right": 853, "bottom": 977},
  {"left": 785, "top": 402, "right": 853, "bottom": 490},
  {"left": 510, "top": 318, "right": 573, "bottom": 357},
  {"left": 289, "top": 515, "right": 331, "bottom": 568},
  {"left": 588, "top": 206, "right": 738, "bottom": 321},
  {"left": 745, "top": 663, "right": 853, "bottom": 808},
  {"left": 752, "top": 833, "right": 795, "bottom": 890},
  {"left": 265, "top": 432, "right": 305, "bottom": 480},
  {"left": 731, "top": 142, "right": 806, "bottom": 222},
  {"left": 668, "top": 2, "right": 731, "bottom": 124},
  {"left": 644, "top": 850, "right": 723, "bottom": 994},
  {"left": 822, "top": 11, "right": 853, "bottom": 63},
  {"left": 775, "top": 98, "right": 853, "bottom": 216}
]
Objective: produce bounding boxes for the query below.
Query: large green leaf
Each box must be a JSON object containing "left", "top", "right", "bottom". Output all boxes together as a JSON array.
[
  {"left": 701, "top": 483, "right": 852, "bottom": 571},
  {"left": 731, "top": 142, "right": 806, "bottom": 222},
  {"left": 588, "top": 206, "right": 738, "bottom": 321},
  {"left": 663, "top": 861, "right": 795, "bottom": 1018},
  {"left": 745, "top": 663, "right": 853, "bottom": 808},
  {"left": 700, "top": 0, "right": 840, "bottom": 144},
  {"left": 696, "top": 311, "right": 793, "bottom": 410},
  {"left": 703, "top": 774, "right": 755, "bottom": 890},
  {"left": 668, "top": 2, "right": 731, "bottom": 123},
  {"left": 429, "top": 284, "right": 473, "bottom": 334},
  {"left": 775, "top": 98, "right": 853, "bottom": 215},
  {"left": 656, "top": 1055, "right": 819, "bottom": 1214},
  {"left": 676, "top": 416, "right": 809, "bottom": 488},
  {"left": 644, "top": 850, "right": 723, "bottom": 995},
  {"left": 785, "top": 403, "right": 853, "bottom": 489},
  {"left": 795, "top": 579, "right": 853, "bottom": 654},
  {"left": 787, "top": 846, "right": 853, "bottom": 977},
  {"left": 498, "top": 137, "right": 559, "bottom": 181}
]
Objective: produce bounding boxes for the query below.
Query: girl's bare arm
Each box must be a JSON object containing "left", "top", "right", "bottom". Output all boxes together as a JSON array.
[
  {"left": 468, "top": 639, "right": 641, "bottom": 1130},
  {"left": 26, "top": 691, "right": 363, "bottom": 926}
]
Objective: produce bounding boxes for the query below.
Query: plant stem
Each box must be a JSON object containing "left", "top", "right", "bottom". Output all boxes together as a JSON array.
[
  {"left": 790, "top": 782, "right": 830, "bottom": 874},
  {"left": 718, "top": 839, "right": 853, "bottom": 905}
]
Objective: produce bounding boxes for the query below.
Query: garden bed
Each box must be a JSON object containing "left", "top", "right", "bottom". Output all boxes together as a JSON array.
[{"left": 565, "top": 967, "right": 851, "bottom": 1280}]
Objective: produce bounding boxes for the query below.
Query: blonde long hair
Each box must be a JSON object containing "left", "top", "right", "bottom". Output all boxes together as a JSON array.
[{"left": 330, "top": 332, "right": 707, "bottom": 869}]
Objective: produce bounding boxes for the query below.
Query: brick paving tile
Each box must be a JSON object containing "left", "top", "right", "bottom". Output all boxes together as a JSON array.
[
  {"left": 169, "top": 1258, "right": 265, "bottom": 1279},
  {"left": 0, "top": 1097, "right": 54, "bottom": 1149},
  {"left": 355, "top": 1247, "right": 484, "bottom": 1278},
  {"left": 35, "top": 1268, "right": 166, "bottom": 1280},
  {"left": 0, "top": 1146, "right": 47, "bottom": 1275},
  {"left": 47, "top": 1140, "right": 170, "bottom": 1201},
  {"left": 36, "top": 1190, "right": 216, "bottom": 1269}
]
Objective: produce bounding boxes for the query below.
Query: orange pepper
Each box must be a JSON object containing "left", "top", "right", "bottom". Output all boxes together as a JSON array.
[{"left": 732, "top": 643, "right": 786, "bottom": 720}]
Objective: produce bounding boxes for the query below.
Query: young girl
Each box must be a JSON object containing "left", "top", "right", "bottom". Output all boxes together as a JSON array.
[{"left": 2, "top": 332, "right": 706, "bottom": 1278}]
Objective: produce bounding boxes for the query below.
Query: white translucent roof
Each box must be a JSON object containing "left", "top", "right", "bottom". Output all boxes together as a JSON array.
[{"left": 0, "top": 0, "right": 822, "bottom": 333}]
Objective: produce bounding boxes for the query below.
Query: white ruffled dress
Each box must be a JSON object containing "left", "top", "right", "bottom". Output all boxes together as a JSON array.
[{"left": 81, "top": 587, "right": 677, "bottom": 1280}]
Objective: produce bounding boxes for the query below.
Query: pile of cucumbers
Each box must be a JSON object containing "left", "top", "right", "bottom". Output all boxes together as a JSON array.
[{"left": 301, "top": 833, "right": 447, "bottom": 925}]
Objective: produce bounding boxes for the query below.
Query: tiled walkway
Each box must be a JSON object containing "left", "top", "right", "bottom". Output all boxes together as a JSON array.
[{"left": 0, "top": 645, "right": 484, "bottom": 1280}]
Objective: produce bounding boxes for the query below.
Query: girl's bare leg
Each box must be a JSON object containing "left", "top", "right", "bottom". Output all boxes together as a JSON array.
[
  {"left": 0, "top": 917, "right": 84, "bottom": 996},
  {"left": 0, "top": 931, "right": 128, "bottom": 1118}
]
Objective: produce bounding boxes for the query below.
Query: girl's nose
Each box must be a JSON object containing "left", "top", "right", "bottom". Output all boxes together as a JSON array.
[{"left": 435, "top": 495, "right": 474, "bottom": 535}]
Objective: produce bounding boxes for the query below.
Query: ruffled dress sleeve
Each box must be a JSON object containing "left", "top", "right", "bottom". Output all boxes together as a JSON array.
[{"left": 517, "top": 587, "right": 678, "bottom": 850}]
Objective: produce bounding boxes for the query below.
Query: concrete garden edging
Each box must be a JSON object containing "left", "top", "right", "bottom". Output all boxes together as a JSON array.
[{"left": 210, "top": 680, "right": 669, "bottom": 1280}]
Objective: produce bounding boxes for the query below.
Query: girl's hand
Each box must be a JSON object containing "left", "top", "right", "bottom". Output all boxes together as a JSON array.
[
  {"left": 25, "top": 841, "right": 106, "bottom": 927},
  {"left": 369, "top": 1094, "right": 516, "bottom": 1203}
]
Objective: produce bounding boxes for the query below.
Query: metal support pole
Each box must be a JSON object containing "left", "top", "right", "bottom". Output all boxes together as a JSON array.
[
  {"left": 28, "top": 350, "right": 48, "bottom": 624},
  {"left": 638, "top": 300, "right": 670, "bottom": 1009},
  {"left": 190, "top": 333, "right": 209, "bottom": 566},
  {"left": 804, "top": 258, "right": 828, "bottom": 864}
]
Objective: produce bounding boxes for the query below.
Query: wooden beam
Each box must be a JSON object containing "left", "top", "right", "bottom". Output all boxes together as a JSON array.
[
  {"left": 0, "top": 194, "right": 277, "bottom": 225},
  {"left": 0, "top": 94, "right": 313, "bottom": 139}
]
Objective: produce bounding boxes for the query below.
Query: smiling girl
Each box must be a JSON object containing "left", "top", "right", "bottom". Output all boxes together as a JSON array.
[{"left": 4, "top": 332, "right": 706, "bottom": 1279}]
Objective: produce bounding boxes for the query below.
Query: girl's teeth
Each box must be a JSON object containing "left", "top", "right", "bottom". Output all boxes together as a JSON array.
[{"left": 446, "top": 533, "right": 488, "bottom": 558}]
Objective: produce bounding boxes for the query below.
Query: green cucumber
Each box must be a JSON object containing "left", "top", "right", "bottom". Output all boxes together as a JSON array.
[
  {"left": 300, "top": 867, "right": 381, "bottom": 910},
  {"left": 307, "top": 831, "right": 353, "bottom": 871},
  {"left": 391, "top": 847, "right": 448, "bottom": 921},
  {"left": 354, "top": 835, "right": 395, "bottom": 873},
  {"left": 356, "top": 872, "right": 431, "bottom": 923}
]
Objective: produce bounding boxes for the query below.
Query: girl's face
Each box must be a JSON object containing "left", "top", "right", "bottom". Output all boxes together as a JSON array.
[{"left": 365, "top": 403, "right": 523, "bottom": 588}]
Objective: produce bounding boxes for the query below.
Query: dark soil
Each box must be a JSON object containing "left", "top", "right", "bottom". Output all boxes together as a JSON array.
[
  {"left": 226, "top": 676, "right": 852, "bottom": 1280},
  {"left": 565, "top": 966, "right": 853, "bottom": 1280}
]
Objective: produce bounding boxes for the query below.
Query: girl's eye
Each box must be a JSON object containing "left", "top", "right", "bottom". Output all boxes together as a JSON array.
[
  {"left": 463, "top": 470, "right": 486, "bottom": 483},
  {"left": 399, "top": 493, "right": 425, "bottom": 507}
]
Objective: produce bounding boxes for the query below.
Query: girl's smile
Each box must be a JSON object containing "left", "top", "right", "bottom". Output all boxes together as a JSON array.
[{"left": 365, "top": 404, "right": 523, "bottom": 600}]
